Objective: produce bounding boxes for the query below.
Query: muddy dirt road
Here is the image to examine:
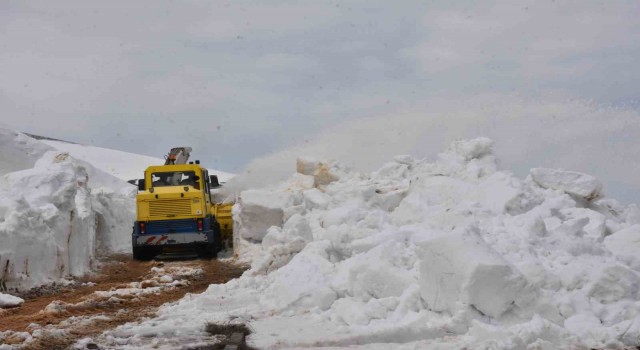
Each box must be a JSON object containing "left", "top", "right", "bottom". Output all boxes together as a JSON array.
[{"left": 0, "top": 254, "right": 246, "bottom": 350}]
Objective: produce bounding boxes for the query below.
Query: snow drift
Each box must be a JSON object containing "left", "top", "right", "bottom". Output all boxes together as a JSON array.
[
  {"left": 0, "top": 127, "right": 136, "bottom": 291},
  {"left": 100, "top": 138, "right": 639, "bottom": 349}
]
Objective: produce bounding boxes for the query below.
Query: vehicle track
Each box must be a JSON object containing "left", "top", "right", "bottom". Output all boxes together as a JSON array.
[{"left": 0, "top": 254, "right": 246, "bottom": 350}]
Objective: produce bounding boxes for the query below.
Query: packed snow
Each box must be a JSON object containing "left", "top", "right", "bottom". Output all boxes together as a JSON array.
[{"left": 94, "top": 137, "right": 640, "bottom": 349}]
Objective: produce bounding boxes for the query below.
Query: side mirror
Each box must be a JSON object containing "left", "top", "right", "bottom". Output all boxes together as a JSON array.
[
  {"left": 138, "top": 179, "right": 146, "bottom": 191},
  {"left": 209, "top": 175, "right": 220, "bottom": 188}
]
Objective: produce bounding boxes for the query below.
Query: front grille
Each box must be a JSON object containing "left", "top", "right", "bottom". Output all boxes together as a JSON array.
[
  {"left": 149, "top": 199, "right": 192, "bottom": 219},
  {"left": 146, "top": 219, "right": 196, "bottom": 234}
]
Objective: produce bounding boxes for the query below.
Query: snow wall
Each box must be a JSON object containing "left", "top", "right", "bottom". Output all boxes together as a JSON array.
[
  {"left": 104, "top": 137, "right": 640, "bottom": 349},
  {"left": 0, "top": 127, "right": 136, "bottom": 291}
]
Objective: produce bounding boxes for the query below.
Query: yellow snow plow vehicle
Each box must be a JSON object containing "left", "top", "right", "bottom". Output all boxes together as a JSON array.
[{"left": 132, "top": 147, "right": 233, "bottom": 260}]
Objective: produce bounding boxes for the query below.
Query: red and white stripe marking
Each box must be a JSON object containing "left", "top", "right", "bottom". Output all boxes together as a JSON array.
[{"left": 144, "top": 235, "right": 169, "bottom": 245}]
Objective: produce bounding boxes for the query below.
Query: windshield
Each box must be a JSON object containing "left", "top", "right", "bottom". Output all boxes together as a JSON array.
[{"left": 151, "top": 171, "right": 199, "bottom": 189}]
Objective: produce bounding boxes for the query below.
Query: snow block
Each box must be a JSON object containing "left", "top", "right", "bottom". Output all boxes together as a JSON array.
[
  {"left": 296, "top": 157, "right": 319, "bottom": 176},
  {"left": 530, "top": 168, "right": 603, "bottom": 200},
  {"left": 332, "top": 242, "right": 414, "bottom": 301},
  {"left": 261, "top": 242, "right": 337, "bottom": 311},
  {"left": 295, "top": 157, "right": 339, "bottom": 188},
  {"left": 371, "top": 185, "right": 409, "bottom": 212},
  {"left": 0, "top": 293, "right": 24, "bottom": 308},
  {"left": 285, "top": 173, "right": 315, "bottom": 191},
  {"left": 587, "top": 265, "right": 640, "bottom": 304},
  {"left": 604, "top": 224, "right": 640, "bottom": 263},
  {"left": 446, "top": 137, "right": 494, "bottom": 161},
  {"left": 477, "top": 173, "right": 525, "bottom": 214},
  {"left": 303, "top": 188, "right": 330, "bottom": 210},
  {"left": 314, "top": 162, "right": 340, "bottom": 188},
  {"left": 236, "top": 189, "right": 292, "bottom": 241},
  {"left": 621, "top": 316, "right": 640, "bottom": 346},
  {"left": 372, "top": 162, "right": 409, "bottom": 180},
  {"left": 417, "top": 229, "right": 532, "bottom": 318}
]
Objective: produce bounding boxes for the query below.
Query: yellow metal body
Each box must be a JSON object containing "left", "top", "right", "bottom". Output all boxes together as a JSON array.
[
  {"left": 211, "top": 203, "right": 233, "bottom": 241},
  {"left": 136, "top": 164, "right": 233, "bottom": 237},
  {"left": 136, "top": 164, "right": 210, "bottom": 222}
]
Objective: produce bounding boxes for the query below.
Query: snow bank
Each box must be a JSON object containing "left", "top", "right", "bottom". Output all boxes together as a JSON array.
[
  {"left": 0, "top": 127, "right": 136, "bottom": 290},
  {"left": 97, "top": 138, "right": 640, "bottom": 349},
  {"left": 42, "top": 140, "right": 235, "bottom": 183}
]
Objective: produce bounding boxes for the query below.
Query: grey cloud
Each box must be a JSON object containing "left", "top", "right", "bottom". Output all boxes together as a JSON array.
[{"left": 0, "top": 0, "right": 638, "bottom": 202}]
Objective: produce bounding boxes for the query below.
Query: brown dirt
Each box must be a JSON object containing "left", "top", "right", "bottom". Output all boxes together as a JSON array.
[{"left": 0, "top": 254, "right": 246, "bottom": 350}]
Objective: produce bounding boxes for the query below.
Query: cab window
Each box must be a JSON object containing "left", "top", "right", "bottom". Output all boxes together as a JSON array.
[{"left": 151, "top": 171, "right": 199, "bottom": 189}]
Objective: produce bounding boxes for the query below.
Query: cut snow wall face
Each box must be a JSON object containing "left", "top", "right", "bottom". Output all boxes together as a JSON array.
[
  {"left": 417, "top": 228, "right": 534, "bottom": 318},
  {"left": 0, "top": 151, "right": 135, "bottom": 290},
  {"left": 0, "top": 154, "right": 97, "bottom": 290},
  {"left": 92, "top": 191, "right": 136, "bottom": 254},
  {"left": 235, "top": 189, "right": 289, "bottom": 241}
]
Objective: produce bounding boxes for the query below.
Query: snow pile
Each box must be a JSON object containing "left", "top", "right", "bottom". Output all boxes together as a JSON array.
[
  {"left": 0, "top": 127, "right": 136, "bottom": 291},
  {"left": 99, "top": 138, "right": 640, "bottom": 349}
]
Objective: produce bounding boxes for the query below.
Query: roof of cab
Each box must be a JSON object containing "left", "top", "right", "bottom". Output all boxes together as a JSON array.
[{"left": 145, "top": 164, "right": 204, "bottom": 172}]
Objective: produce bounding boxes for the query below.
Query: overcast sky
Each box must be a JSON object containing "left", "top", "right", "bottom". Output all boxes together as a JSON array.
[{"left": 1, "top": 1, "right": 639, "bottom": 202}]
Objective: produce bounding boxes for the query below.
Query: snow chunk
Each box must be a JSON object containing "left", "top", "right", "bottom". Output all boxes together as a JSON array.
[
  {"left": 417, "top": 228, "right": 534, "bottom": 318},
  {"left": 435, "top": 137, "right": 498, "bottom": 180},
  {"left": 303, "top": 188, "right": 330, "bottom": 210},
  {"left": 0, "top": 293, "right": 24, "bottom": 308},
  {"left": 260, "top": 242, "right": 337, "bottom": 311},
  {"left": 296, "top": 156, "right": 319, "bottom": 176},
  {"left": 477, "top": 172, "right": 526, "bottom": 215},
  {"left": 296, "top": 157, "right": 341, "bottom": 188},
  {"left": 445, "top": 137, "right": 494, "bottom": 161},
  {"left": 530, "top": 168, "right": 603, "bottom": 200},
  {"left": 587, "top": 265, "right": 640, "bottom": 304},
  {"left": 235, "top": 189, "right": 293, "bottom": 241},
  {"left": 251, "top": 214, "right": 314, "bottom": 275},
  {"left": 604, "top": 224, "right": 640, "bottom": 265}
]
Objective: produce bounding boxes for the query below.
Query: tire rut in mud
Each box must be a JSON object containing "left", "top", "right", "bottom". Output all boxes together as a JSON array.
[{"left": 0, "top": 254, "right": 246, "bottom": 350}]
